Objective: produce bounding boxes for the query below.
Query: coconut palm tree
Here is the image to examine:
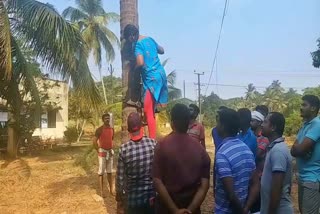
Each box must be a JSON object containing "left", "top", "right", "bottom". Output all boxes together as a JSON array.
[
  {"left": 120, "top": 0, "right": 139, "bottom": 143},
  {"left": 0, "top": 0, "right": 100, "bottom": 158},
  {"left": 63, "top": 0, "right": 120, "bottom": 104}
]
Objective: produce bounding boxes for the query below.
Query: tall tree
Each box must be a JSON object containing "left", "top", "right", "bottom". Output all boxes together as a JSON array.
[
  {"left": 120, "top": 0, "right": 139, "bottom": 143},
  {"left": 311, "top": 38, "right": 320, "bottom": 68},
  {"left": 63, "top": 0, "right": 120, "bottom": 104},
  {"left": 0, "top": 0, "right": 100, "bottom": 158}
]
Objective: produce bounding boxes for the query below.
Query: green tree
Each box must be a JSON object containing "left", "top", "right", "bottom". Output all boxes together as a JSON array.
[
  {"left": 263, "top": 80, "right": 287, "bottom": 112},
  {"left": 311, "top": 38, "right": 320, "bottom": 68},
  {"left": 162, "top": 59, "right": 182, "bottom": 101},
  {"left": 63, "top": 0, "right": 120, "bottom": 104},
  {"left": 0, "top": 0, "right": 100, "bottom": 158}
]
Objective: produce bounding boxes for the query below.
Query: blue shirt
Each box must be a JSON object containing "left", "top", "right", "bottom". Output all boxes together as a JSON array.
[
  {"left": 212, "top": 127, "right": 223, "bottom": 153},
  {"left": 238, "top": 128, "right": 257, "bottom": 157},
  {"left": 260, "top": 137, "right": 293, "bottom": 214},
  {"left": 135, "top": 37, "right": 168, "bottom": 105},
  {"left": 296, "top": 116, "right": 320, "bottom": 182},
  {"left": 215, "top": 137, "right": 256, "bottom": 214}
]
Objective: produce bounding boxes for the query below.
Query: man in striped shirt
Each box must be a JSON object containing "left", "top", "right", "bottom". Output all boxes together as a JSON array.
[{"left": 215, "top": 108, "right": 256, "bottom": 214}]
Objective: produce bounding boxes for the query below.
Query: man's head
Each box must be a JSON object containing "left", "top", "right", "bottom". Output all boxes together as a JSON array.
[
  {"left": 123, "top": 24, "right": 139, "bottom": 43},
  {"left": 250, "top": 110, "right": 265, "bottom": 132},
  {"left": 171, "top": 103, "right": 190, "bottom": 133},
  {"left": 189, "top": 104, "right": 200, "bottom": 120},
  {"left": 262, "top": 112, "right": 285, "bottom": 138},
  {"left": 300, "top": 95, "right": 320, "bottom": 119},
  {"left": 238, "top": 108, "right": 251, "bottom": 131},
  {"left": 102, "top": 113, "right": 110, "bottom": 126},
  {"left": 127, "top": 112, "right": 144, "bottom": 141},
  {"left": 255, "top": 105, "right": 269, "bottom": 117},
  {"left": 217, "top": 108, "right": 240, "bottom": 138}
]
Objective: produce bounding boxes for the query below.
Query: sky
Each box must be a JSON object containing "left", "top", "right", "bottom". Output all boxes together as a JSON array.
[{"left": 44, "top": 0, "right": 320, "bottom": 100}]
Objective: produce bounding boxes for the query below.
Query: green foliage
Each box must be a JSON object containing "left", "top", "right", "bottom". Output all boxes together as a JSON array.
[
  {"left": 201, "top": 81, "right": 320, "bottom": 136},
  {"left": 284, "top": 111, "right": 302, "bottom": 136},
  {"left": 64, "top": 126, "right": 79, "bottom": 143}
]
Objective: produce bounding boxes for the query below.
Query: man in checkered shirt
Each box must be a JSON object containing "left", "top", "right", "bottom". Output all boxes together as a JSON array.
[{"left": 116, "top": 112, "right": 157, "bottom": 214}]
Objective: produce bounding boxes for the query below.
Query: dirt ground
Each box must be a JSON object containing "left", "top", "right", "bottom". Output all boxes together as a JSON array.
[{"left": 0, "top": 140, "right": 299, "bottom": 214}]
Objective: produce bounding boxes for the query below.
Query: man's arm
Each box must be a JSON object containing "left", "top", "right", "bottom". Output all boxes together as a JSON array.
[
  {"left": 92, "top": 136, "right": 99, "bottom": 151},
  {"left": 116, "top": 148, "right": 125, "bottom": 203},
  {"left": 187, "top": 178, "right": 209, "bottom": 212},
  {"left": 268, "top": 172, "right": 286, "bottom": 214},
  {"left": 135, "top": 55, "right": 144, "bottom": 69},
  {"left": 153, "top": 178, "right": 180, "bottom": 213},
  {"left": 222, "top": 177, "right": 244, "bottom": 213},
  {"left": 291, "top": 124, "right": 320, "bottom": 157},
  {"left": 244, "top": 169, "right": 260, "bottom": 213},
  {"left": 291, "top": 138, "right": 314, "bottom": 157},
  {"left": 200, "top": 125, "right": 206, "bottom": 149}
]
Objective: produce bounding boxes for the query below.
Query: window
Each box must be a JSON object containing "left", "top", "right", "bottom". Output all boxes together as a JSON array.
[
  {"left": 40, "top": 110, "right": 56, "bottom": 128},
  {"left": 48, "top": 110, "right": 56, "bottom": 128},
  {"left": 41, "top": 113, "right": 48, "bottom": 128}
]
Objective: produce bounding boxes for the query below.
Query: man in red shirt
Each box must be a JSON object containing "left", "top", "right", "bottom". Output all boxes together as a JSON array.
[
  {"left": 187, "top": 104, "right": 206, "bottom": 148},
  {"left": 152, "top": 104, "right": 211, "bottom": 214},
  {"left": 93, "top": 113, "right": 115, "bottom": 197}
]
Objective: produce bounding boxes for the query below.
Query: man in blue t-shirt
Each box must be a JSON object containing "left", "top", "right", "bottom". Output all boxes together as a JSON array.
[
  {"left": 237, "top": 108, "right": 257, "bottom": 157},
  {"left": 215, "top": 108, "right": 256, "bottom": 214},
  {"left": 291, "top": 95, "right": 320, "bottom": 214}
]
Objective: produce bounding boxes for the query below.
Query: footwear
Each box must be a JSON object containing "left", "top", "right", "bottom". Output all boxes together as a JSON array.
[{"left": 126, "top": 99, "right": 142, "bottom": 108}]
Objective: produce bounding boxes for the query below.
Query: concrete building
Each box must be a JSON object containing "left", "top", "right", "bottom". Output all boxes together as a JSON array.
[{"left": 0, "top": 78, "right": 68, "bottom": 140}]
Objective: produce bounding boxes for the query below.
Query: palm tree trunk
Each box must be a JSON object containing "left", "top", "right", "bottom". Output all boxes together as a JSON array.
[
  {"left": 7, "top": 108, "right": 18, "bottom": 159},
  {"left": 120, "top": 0, "right": 139, "bottom": 144},
  {"left": 99, "top": 68, "right": 108, "bottom": 105},
  {"left": 77, "top": 119, "right": 86, "bottom": 143}
]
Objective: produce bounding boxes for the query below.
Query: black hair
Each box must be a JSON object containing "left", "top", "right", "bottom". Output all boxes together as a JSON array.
[
  {"left": 302, "top": 95, "right": 320, "bottom": 113},
  {"left": 268, "top": 112, "right": 285, "bottom": 136},
  {"left": 189, "top": 104, "right": 200, "bottom": 114},
  {"left": 218, "top": 106, "right": 228, "bottom": 111},
  {"left": 171, "top": 103, "right": 190, "bottom": 133},
  {"left": 218, "top": 108, "right": 240, "bottom": 136},
  {"left": 238, "top": 108, "right": 251, "bottom": 126},
  {"left": 255, "top": 105, "right": 269, "bottom": 117},
  {"left": 123, "top": 24, "right": 139, "bottom": 40},
  {"left": 102, "top": 113, "right": 110, "bottom": 120}
]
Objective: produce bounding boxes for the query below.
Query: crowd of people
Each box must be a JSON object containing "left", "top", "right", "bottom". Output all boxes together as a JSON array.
[
  {"left": 92, "top": 24, "right": 320, "bottom": 214},
  {"left": 92, "top": 94, "right": 320, "bottom": 214}
]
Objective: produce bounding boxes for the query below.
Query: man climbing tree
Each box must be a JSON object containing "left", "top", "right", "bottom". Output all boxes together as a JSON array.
[{"left": 123, "top": 24, "right": 168, "bottom": 139}]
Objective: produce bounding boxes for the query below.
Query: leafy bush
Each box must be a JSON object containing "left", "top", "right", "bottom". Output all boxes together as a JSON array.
[{"left": 64, "top": 126, "right": 79, "bottom": 143}]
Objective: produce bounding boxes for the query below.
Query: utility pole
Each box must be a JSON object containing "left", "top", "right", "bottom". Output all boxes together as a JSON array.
[
  {"left": 183, "top": 80, "right": 186, "bottom": 98},
  {"left": 108, "top": 64, "right": 114, "bottom": 104},
  {"left": 194, "top": 70, "right": 204, "bottom": 123}
]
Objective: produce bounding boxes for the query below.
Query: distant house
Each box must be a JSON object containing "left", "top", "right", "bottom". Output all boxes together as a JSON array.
[{"left": 0, "top": 78, "right": 68, "bottom": 140}]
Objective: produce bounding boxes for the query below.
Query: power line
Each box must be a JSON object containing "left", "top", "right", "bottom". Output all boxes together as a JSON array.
[
  {"left": 186, "top": 82, "right": 308, "bottom": 90},
  {"left": 204, "top": 0, "right": 228, "bottom": 96}
]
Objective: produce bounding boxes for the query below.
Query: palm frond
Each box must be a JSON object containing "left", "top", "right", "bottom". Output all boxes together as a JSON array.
[
  {"left": 96, "top": 26, "right": 115, "bottom": 62},
  {"left": 9, "top": 0, "right": 101, "bottom": 107},
  {"left": 92, "top": 31, "right": 102, "bottom": 68},
  {"left": 100, "top": 25, "right": 120, "bottom": 47},
  {"left": 11, "top": 36, "right": 41, "bottom": 118},
  {"left": 76, "top": 0, "right": 104, "bottom": 17},
  {"left": 162, "top": 58, "right": 170, "bottom": 67},
  {"left": 167, "top": 70, "right": 177, "bottom": 86},
  {"left": 0, "top": 2, "right": 12, "bottom": 79},
  {"left": 99, "top": 12, "right": 120, "bottom": 23},
  {"left": 62, "top": 6, "right": 89, "bottom": 22}
]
